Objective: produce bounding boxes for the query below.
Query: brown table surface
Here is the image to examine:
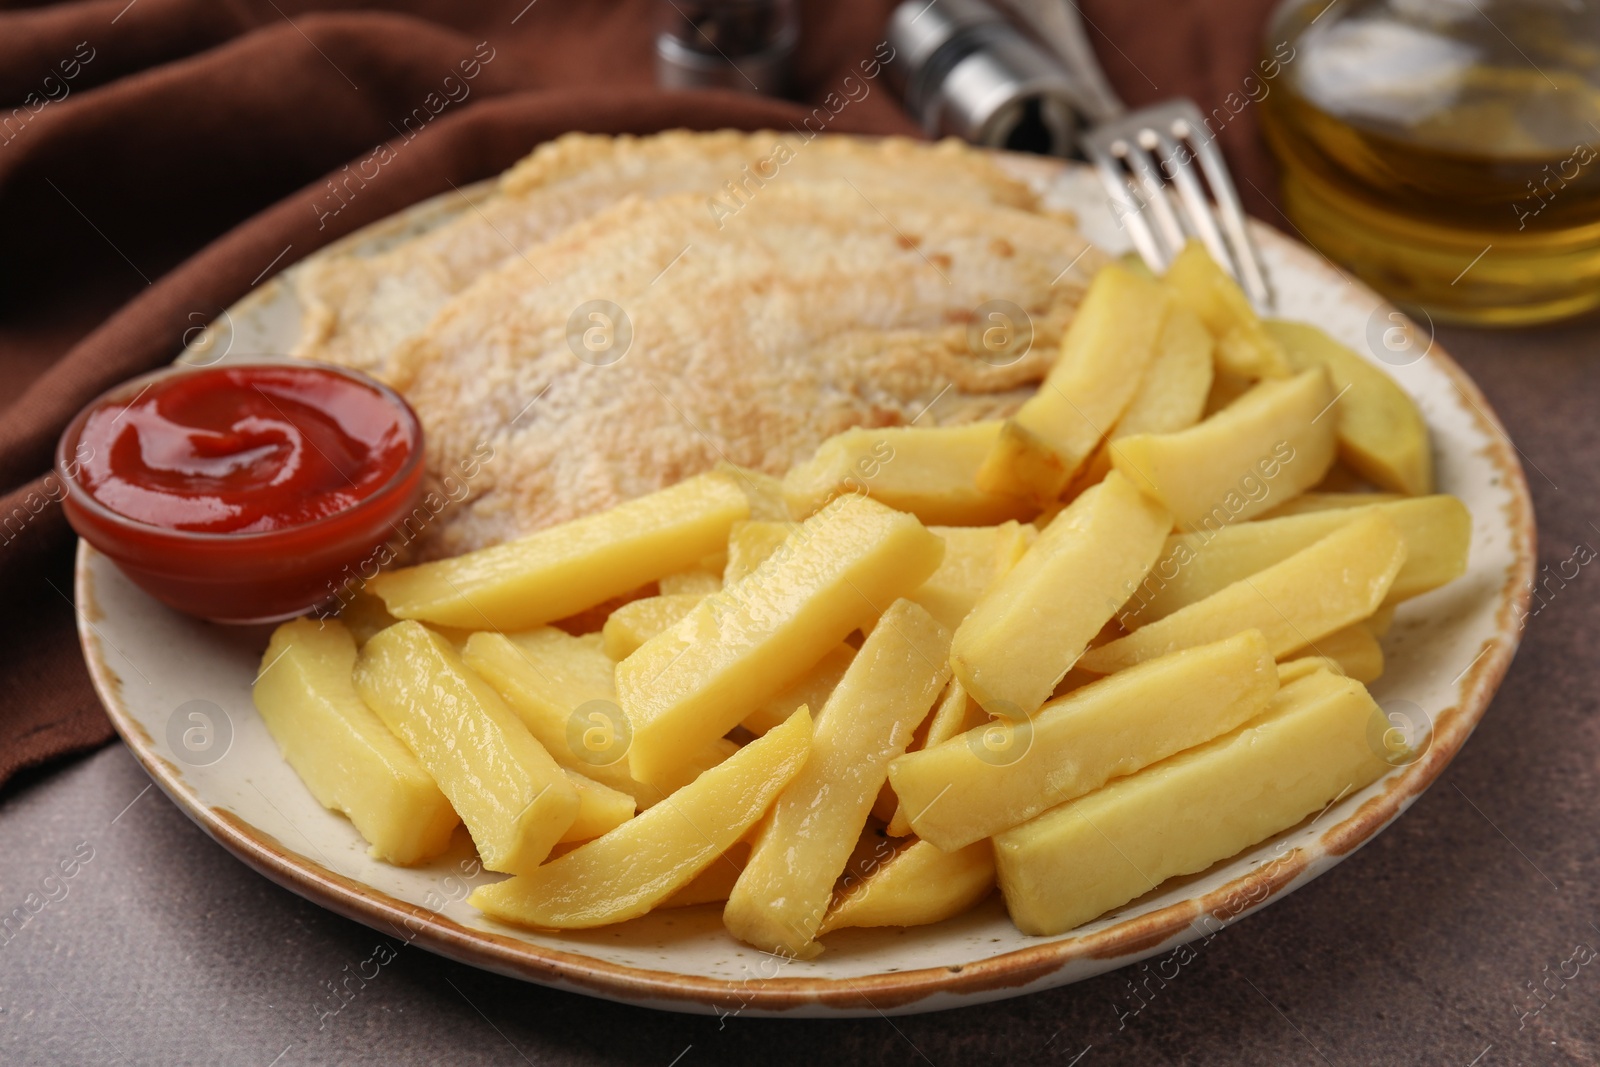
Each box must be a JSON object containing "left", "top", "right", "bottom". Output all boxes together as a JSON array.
[{"left": 1, "top": 317, "right": 1597, "bottom": 1066}]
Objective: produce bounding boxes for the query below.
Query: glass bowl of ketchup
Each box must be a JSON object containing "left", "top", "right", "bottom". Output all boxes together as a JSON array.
[{"left": 57, "top": 360, "right": 425, "bottom": 624}]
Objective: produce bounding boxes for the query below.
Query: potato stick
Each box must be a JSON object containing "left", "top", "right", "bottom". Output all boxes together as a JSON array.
[
  {"left": 470, "top": 708, "right": 812, "bottom": 929},
  {"left": 892, "top": 631, "right": 1277, "bottom": 851},
  {"left": 886, "top": 678, "right": 987, "bottom": 837},
  {"left": 369, "top": 471, "right": 748, "bottom": 631},
  {"left": 558, "top": 769, "right": 635, "bottom": 843},
  {"left": 978, "top": 264, "right": 1171, "bottom": 502},
  {"left": 618, "top": 494, "right": 942, "bottom": 784},
  {"left": 355, "top": 622, "right": 579, "bottom": 875},
  {"left": 661, "top": 841, "right": 751, "bottom": 909},
  {"left": 600, "top": 593, "right": 704, "bottom": 660},
  {"left": 724, "top": 600, "right": 952, "bottom": 958},
  {"left": 1163, "top": 239, "right": 1291, "bottom": 380},
  {"left": 902, "top": 522, "right": 1036, "bottom": 632},
  {"left": 740, "top": 644, "right": 856, "bottom": 737},
  {"left": 1277, "top": 656, "right": 1345, "bottom": 684},
  {"left": 658, "top": 570, "right": 722, "bottom": 597},
  {"left": 1259, "top": 491, "right": 1402, "bottom": 518},
  {"left": 994, "top": 669, "right": 1391, "bottom": 936},
  {"left": 1110, "top": 367, "right": 1338, "bottom": 532},
  {"left": 335, "top": 593, "right": 401, "bottom": 647},
  {"left": 1285, "top": 622, "right": 1383, "bottom": 684},
  {"left": 1267, "top": 319, "right": 1433, "bottom": 495},
  {"left": 716, "top": 462, "right": 789, "bottom": 521},
  {"left": 819, "top": 840, "right": 995, "bottom": 935},
  {"left": 1115, "top": 305, "right": 1217, "bottom": 438},
  {"left": 1080, "top": 512, "right": 1406, "bottom": 674},
  {"left": 723, "top": 520, "right": 798, "bottom": 584},
  {"left": 253, "top": 619, "right": 458, "bottom": 866},
  {"left": 783, "top": 422, "right": 1034, "bottom": 526},
  {"left": 1121, "top": 495, "right": 1470, "bottom": 628},
  {"left": 1069, "top": 304, "right": 1215, "bottom": 493},
  {"left": 462, "top": 629, "right": 733, "bottom": 807},
  {"left": 952, "top": 471, "right": 1171, "bottom": 716}
]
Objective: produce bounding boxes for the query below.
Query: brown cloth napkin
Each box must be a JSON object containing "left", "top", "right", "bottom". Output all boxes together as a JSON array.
[{"left": 0, "top": 0, "right": 1281, "bottom": 792}]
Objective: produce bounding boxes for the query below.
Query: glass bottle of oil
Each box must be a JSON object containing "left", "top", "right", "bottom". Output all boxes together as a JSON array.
[{"left": 1261, "top": 0, "right": 1600, "bottom": 325}]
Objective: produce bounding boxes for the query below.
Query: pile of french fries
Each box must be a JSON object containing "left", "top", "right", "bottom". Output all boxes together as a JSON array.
[{"left": 252, "top": 242, "right": 1470, "bottom": 956}]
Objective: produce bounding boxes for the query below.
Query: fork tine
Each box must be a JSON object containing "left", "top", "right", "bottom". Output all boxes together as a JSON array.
[
  {"left": 1084, "top": 142, "right": 1170, "bottom": 273},
  {"left": 1173, "top": 112, "right": 1274, "bottom": 311},
  {"left": 1152, "top": 128, "right": 1232, "bottom": 275},
  {"left": 1119, "top": 133, "right": 1187, "bottom": 260},
  {"left": 1080, "top": 99, "right": 1275, "bottom": 312}
]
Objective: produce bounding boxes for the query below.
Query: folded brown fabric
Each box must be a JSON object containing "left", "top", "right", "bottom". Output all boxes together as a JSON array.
[{"left": 0, "top": 0, "right": 1282, "bottom": 792}]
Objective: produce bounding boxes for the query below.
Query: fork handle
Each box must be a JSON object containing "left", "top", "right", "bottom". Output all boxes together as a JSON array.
[{"left": 998, "top": 0, "right": 1125, "bottom": 124}]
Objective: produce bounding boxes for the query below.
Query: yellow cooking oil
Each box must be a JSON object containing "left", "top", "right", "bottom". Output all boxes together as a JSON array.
[{"left": 1260, "top": 0, "right": 1600, "bottom": 325}]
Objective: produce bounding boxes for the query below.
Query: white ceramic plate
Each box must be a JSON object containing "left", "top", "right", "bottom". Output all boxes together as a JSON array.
[{"left": 75, "top": 153, "right": 1535, "bottom": 1017}]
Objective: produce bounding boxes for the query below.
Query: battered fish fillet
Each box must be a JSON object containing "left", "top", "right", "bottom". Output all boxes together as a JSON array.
[
  {"left": 395, "top": 177, "right": 1103, "bottom": 558},
  {"left": 292, "top": 131, "right": 1047, "bottom": 377}
]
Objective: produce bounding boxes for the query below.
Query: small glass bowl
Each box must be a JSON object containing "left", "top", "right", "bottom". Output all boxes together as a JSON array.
[{"left": 56, "top": 361, "right": 425, "bottom": 624}]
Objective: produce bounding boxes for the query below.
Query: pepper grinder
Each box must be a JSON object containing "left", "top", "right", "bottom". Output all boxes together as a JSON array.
[{"left": 656, "top": 0, "right": 797, "bottom": 96}]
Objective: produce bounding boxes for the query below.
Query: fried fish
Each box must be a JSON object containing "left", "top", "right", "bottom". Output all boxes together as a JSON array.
[
  {"left": 384, "top": 172, "right": 1101, "bottom": 557},
  {"left": 292, "top": 130, "right": 1048, "bottom": 378}
]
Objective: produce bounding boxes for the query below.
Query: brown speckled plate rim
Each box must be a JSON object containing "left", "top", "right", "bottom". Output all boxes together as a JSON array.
[{"left": 75, "top": 154, "right": 1536, "bottom": 1016}]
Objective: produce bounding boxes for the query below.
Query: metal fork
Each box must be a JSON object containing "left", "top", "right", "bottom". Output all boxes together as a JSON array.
[
  {"left": 1001, "top": 0, "right": 1275, "bottom": 312},
  {"left": 1080, "top": 100, "right": 1274, "bottom": 312}
]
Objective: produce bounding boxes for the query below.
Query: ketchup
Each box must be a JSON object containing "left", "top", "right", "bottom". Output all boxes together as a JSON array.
[
  {"left": 60, "top": 362, "right": 424, "bottom": 624},
  {"left": 75, "top": 365, "right": 413, "bottom": 534}
]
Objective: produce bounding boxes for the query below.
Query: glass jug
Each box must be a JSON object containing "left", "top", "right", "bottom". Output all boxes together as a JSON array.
[{"left": 1261, "top": 0, "right": 1600, "bottom": 325}]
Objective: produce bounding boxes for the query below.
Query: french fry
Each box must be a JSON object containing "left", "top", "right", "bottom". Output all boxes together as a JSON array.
[
  {"left": 550, "top": 585, "right": 657, "bottom": 638},
  {"left": 783, "top": 423, "right": 1033, "bottom": 525},
  {"left": 1069, "top": 304, "right": 1216, "bottom": 492},
  {"left": 368, "top": 471, "right": 749, "bottom": 631},
  {"left": 354, "top": 622, "right": 579, "bottom": 875},
  {"left": 600, "top": 593, "right": 703, "bottom": 660},
  {"left": 1163, "top": 240, "right": 1291, "bottom": 380},
  {"left": 1110, "top": 367, "right": 1338, "bottom": 531},
  {"left": 1080, "top": 512, "right": 1406, "bottom": 673},
  {"left": 618, "top": 494, "right": 943, "bottom": 784},
  {"left": 973, "top": 421, "right": 1074, "bottom": 509},
  {"left": 724, "top": 600, "right": 952, "bottom": 958},
  {"left": 470, "top": 708, "right": 813, "bottom": 929},
  {"left": 1120, "top": 495, "right": 1471, "bottom": 628},
  {"left": 977, "top": 264, "right": 1171, "bottom": 502},
  {"left": 819, "top": 840, "right": 995, "bottom": 935},
  {"left": 1202, "top": 370, "right": 1257, "bottom": 417},
  {"left": 558, "top": 769, "right": 636, "bottom": 843},
  {"left": 723, "top": 520, "right": 798, "bottom": 584},
  {"left": 461, "top": 629, "right": 733, "bottom": 807},
  {"left": 716, "top": 462, "right": 790, "bottom": 520},
  {"left": 740, "top": 643, "right": 856, "bottom": 736},
  {"left": 892, "top": 631, "right": 1278, "bottom": 851},
  {"left": 658, "top": 569, "right": 722, "bottom": 596},
  {"left": 898, "top": 522, "right": 1035, "bottom": 632},
  {"left": 1277, "top": 655, "right": 1345, "bottom": 684},
  {"left": 994, "top": 669, "right": 1391, "bottom": 936},
  {"left": 253, "top": 619, "right": 459, "bottom": 865},
  {"left": 1115, "top": 305, "right": 1217, "bottom": 438},
  {"left": 336, "top": 593, "right": 401, "bottom": 647},
  {"left": 1267, "top": 319, "right": 1433, "bottom": 495},
  {"left": 952, "top": 471, "right": 1171, "bottom": 716},
  {"left": 1286, "top": 622, "right": 1383, "bottom": 683},
  {"left": 886, "top": 678, "right": 987, "bottom": 837},
  {"left": 661, "top": 840, "right": 751, "bottom": 909},
  {"left": 1259, "top": 491, "right": 1402, "bottom": 518}
]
